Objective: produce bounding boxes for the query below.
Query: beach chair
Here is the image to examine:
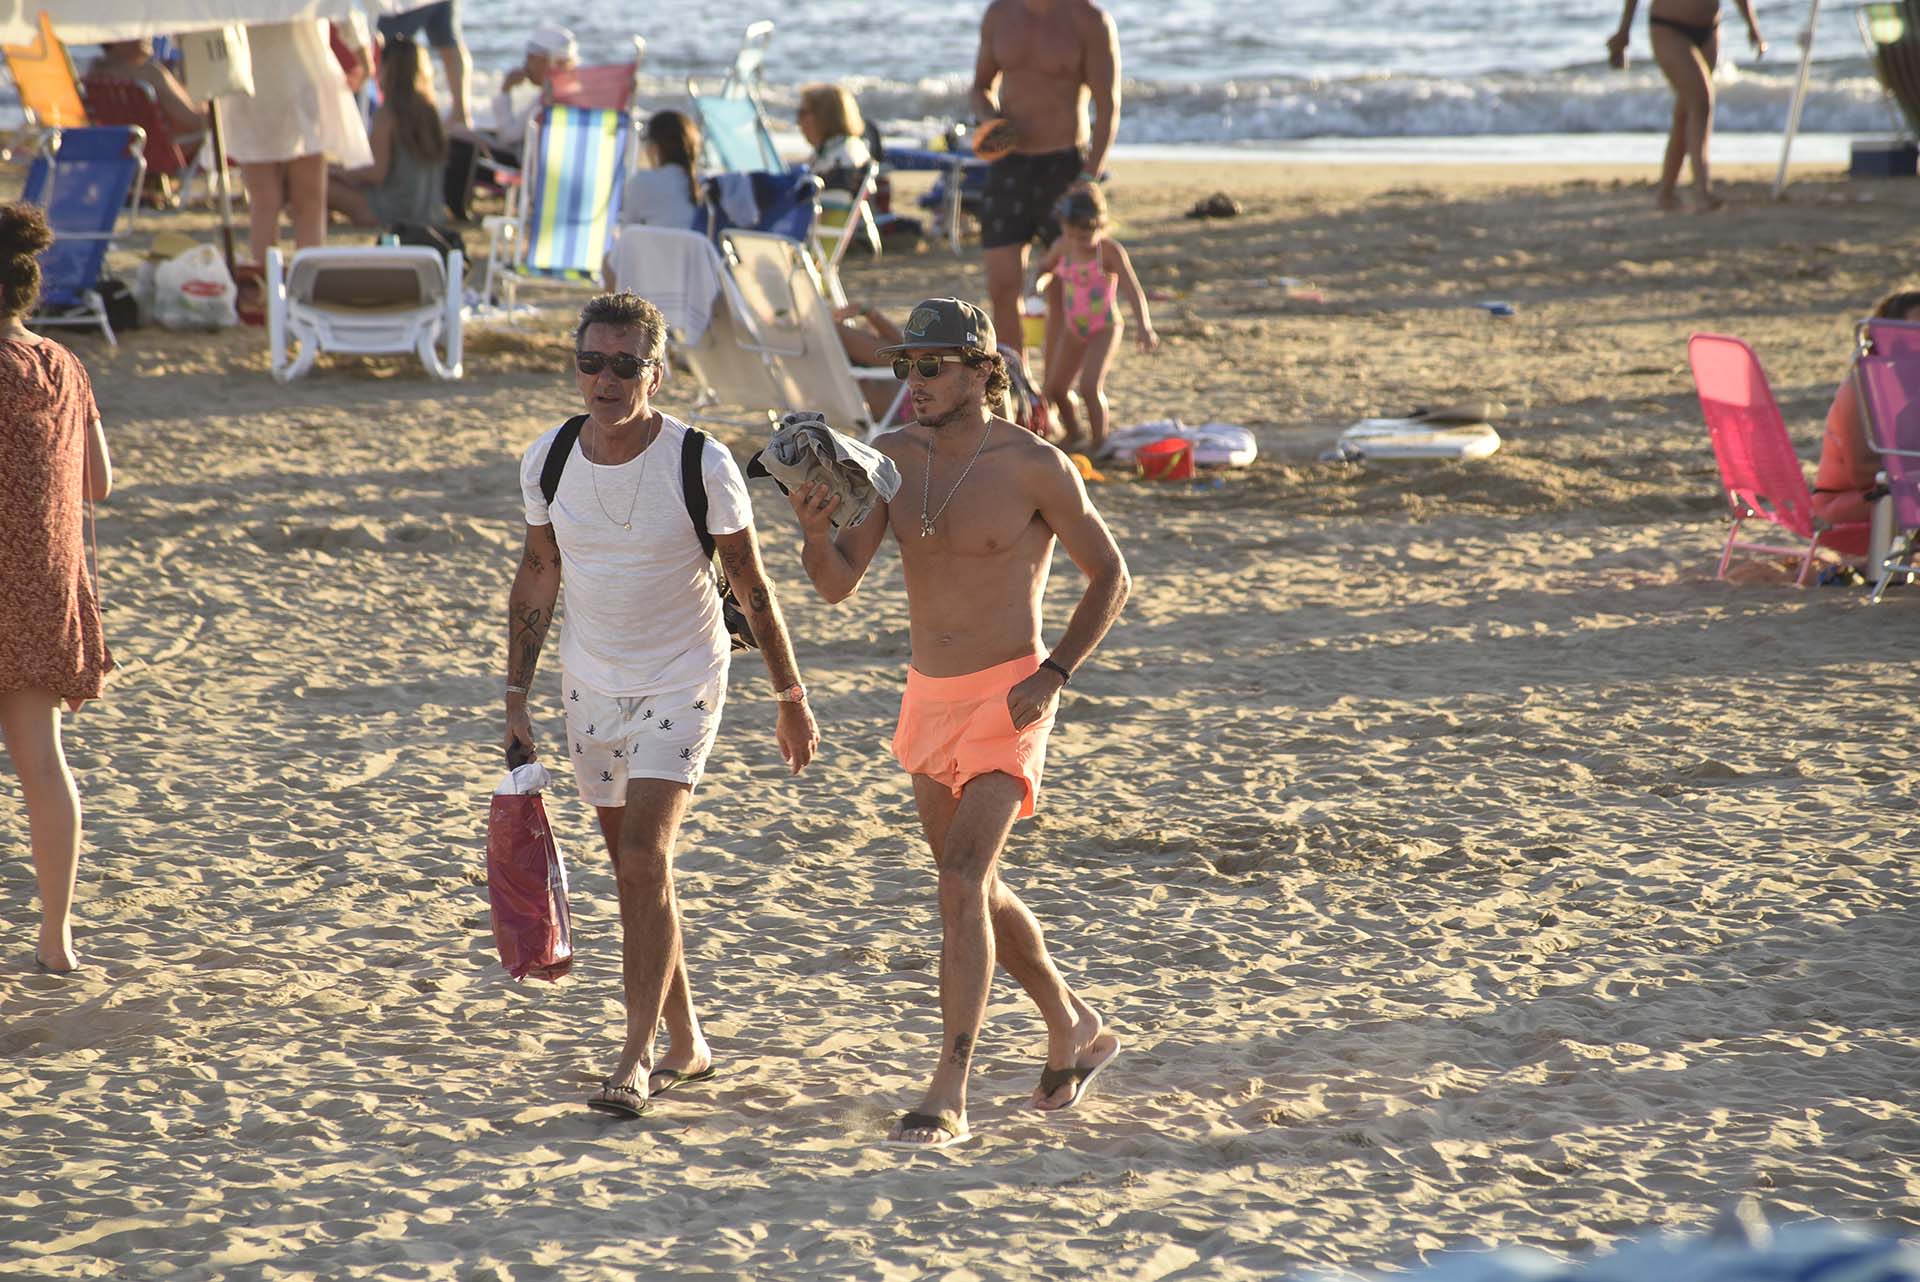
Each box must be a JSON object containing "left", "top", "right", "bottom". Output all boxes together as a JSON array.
[
  {"left": 479, "top": 103, "right": 633, "bottom": 319},
  {"left": 266, "top": 246, "right": 465, "bottom": 382},
  {"left": 79, "top": 74, "right": 207, "bottom": 204},
  {"left": 608, "top": 224, "right": 786, "bottom": 423},
  {"left": 1858, "top": 3, "right": 1920, "bottom": 137},
  {"left": 2, "top": 11, "right": 87, "bottom": 128},
  {"left": 688, "top": 21, "right": 783, "bottom": 173},
  {"left": 689, "top": 93, "right": 784, "bottom": 175},
  {"left": 721, "top": 229, "right": 907, "bottom": 439},
  {"left": 22, "top": 126, "right": 147, "bottom": 347},
  {"left": 1852, "top": 317, "right": 1920, "bottom": 602},
  {"left": 1688, "top": 332, "right": 1870, "bottom": 584},
  {"left": 545, "top": 38, "right": 646, "bottom": 113},
  {"left": 810, "top": 159, "right": 881, "bottom": 306}
]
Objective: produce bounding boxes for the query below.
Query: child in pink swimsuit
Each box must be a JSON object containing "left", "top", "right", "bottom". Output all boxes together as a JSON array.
[{"left": 1034, "top": 184, "right": 1158, "bottom": 452}]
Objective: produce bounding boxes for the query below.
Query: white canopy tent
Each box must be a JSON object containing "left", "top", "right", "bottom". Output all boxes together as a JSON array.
[{"left": 0, "top": 0, "right": 417, "bottom": 46}]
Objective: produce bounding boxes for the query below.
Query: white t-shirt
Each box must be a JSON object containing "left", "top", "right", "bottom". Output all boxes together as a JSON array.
[{"left": 520, "top": 413, "right": 753, "bottom": 696}]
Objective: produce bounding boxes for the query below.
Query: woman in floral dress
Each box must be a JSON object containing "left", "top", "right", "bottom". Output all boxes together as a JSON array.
[{"left": 0, "top": 204, "right": 114, "bottom": 974}]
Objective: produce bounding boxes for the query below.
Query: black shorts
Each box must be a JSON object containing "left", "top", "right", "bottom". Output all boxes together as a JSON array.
[
  {"left": 979, "top": 148, "right": 1085, "bottom": 251},
  {"left": 376, "top": 0, "right": 460, "bottom": 48}
]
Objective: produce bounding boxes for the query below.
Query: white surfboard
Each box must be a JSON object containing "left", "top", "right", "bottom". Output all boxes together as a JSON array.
[
  {"left": 1097, "top": 421, "right": 1258, "bottom": 468},
  {"left": 1333, "top": 419, "right": 1502, "bottom": 461}
]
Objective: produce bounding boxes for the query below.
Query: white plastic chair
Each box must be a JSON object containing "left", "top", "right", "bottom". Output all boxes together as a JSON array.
[{"left": 267, "top": 246, "right": 464, "bottom": 382}]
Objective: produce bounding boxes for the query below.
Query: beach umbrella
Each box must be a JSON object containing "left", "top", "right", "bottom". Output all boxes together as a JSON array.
[{"left": 1773, "top": 0, "right": 1824, "bottom": 197}]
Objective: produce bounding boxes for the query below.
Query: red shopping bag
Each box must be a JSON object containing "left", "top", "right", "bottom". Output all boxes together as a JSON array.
[{"left": 486, "top": 788, "right": 575, "bottom": 981}]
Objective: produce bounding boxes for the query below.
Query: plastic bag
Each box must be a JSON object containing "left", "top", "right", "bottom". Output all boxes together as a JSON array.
[
  {"left": 153, "top": 243, "right": 238, "bottom": 330},
  {"left": 486, "top": 762, "right": 574, "bottom": 981}
]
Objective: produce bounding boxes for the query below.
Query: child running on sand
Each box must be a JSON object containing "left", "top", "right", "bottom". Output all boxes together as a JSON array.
[{"left": 1035, "top": 185, "right": 1157, "bottom": 452}]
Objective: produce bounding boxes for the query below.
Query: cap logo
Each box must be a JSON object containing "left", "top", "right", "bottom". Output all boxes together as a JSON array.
[{"left": 906, "top": 306, "right": 940, "bottom": 336}]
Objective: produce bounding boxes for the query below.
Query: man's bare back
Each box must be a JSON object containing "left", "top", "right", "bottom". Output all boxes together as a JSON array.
[{"left": 973, "top": 0, "right": 1118, "bottom": 160}]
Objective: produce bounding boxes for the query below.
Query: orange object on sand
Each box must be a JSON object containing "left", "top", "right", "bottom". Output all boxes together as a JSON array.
[
  {"left": 971, "top": 117, "right": 1017, "bottom": 162},
  {"left": 1136, "top": 438, "right": 1195, "bottom": 481}
]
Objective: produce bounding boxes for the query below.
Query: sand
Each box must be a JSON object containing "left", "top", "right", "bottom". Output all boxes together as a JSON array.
[{"left": 1, "top": 157, "right": 1917, "bottom": 1280}]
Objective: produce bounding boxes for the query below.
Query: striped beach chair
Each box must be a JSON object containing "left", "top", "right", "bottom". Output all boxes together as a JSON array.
[{"left": 479, "top": 104, "right": 632, "bottom": 318}]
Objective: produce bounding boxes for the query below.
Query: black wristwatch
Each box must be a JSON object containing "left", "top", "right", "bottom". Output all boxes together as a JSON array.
[{"left": 1040, "top": 657, "right": 1072, "bottom": 684}]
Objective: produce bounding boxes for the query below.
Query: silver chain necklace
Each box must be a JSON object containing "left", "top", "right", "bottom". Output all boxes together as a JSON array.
[
  {"left": 587, "top": 422, "right": 654, "bottom": 531},
  {"left": 921, "top": 423, "right": 992, "bottom": 538}
]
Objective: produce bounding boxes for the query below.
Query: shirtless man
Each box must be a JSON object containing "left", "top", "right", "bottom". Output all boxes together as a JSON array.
[
  {"left": 970, "top": 0, "right": 1121, "bottom": 387},
  {"left": 784, "top": 298, "right": 1130, "bottom": 1148}
]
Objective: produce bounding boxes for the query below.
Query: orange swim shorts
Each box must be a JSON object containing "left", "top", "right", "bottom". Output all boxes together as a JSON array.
[{"left": 892, "top": 653, "right": 1056, "bottom": 818}]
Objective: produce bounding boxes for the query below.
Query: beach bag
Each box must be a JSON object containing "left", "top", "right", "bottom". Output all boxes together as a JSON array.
[
  {"left": 486, "top": 762, "right": 575, "bottom": 981},
  {"left": 152, "top": 243, "right": 238, "bottom": 330}
]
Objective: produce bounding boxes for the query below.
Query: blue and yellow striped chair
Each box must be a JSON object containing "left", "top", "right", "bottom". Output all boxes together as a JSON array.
[{"left": 480, "top": 103, "right": 632, "bottom": 318}]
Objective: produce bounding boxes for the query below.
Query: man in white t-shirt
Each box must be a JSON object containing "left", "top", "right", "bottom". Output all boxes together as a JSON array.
[{"left": 504, "top": 292, "right": 819, "bottom": 1119}]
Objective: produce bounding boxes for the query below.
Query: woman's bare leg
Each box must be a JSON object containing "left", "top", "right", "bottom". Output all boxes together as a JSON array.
[
  {"left": 0, "top": 690, "right": 81, "bottom": 970},
  {"left": 328, "top": 179, "right": 379, "bottom": 228},
  {"left": 286, "top": 154, "right": 330, "bottom": 249},
  {"left": 239, "top": 161, "right": 286, "bottom": 265},
  {"left": 1651, "top": 24, "right": 1720, "bottom": 210}
]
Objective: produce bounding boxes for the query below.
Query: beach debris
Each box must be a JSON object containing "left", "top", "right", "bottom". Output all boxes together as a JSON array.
[
  {"left": 1185, "top": 192, "right": 1242, "bottom": 219},
  {"left": 1477, "top": 300, "right": 1518, "bottom": 318}
]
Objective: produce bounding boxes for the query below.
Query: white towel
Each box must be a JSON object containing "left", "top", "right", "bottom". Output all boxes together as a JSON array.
[
  {"left": 747, "top": 411, "right": 902, "bottom": 529},
  {"left": 609, "top": 227, "right": 723, "bottom": 345}
]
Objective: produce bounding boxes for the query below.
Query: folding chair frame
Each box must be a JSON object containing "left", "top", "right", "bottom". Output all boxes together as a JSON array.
[
  {"left": 24, "top": 125, "right": 147, "bottom": 348},
  {"left": 1852, "top": 317, "right": 1920, "bottom": 602}
]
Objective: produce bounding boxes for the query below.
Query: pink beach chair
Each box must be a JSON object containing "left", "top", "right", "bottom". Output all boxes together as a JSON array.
[
  {"left": 1688, "top": 332, "right": 1869, "bottom": 584},
  {"left": 1852, "top": 318, "right": 1920, "bottom": 603}
]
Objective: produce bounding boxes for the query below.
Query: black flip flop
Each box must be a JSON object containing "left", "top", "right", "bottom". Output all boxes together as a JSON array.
[
  {"left": 586, "top": 1080, "right": 650, "bottom": 1119},
  {"left": 647, "top": 1064, "right": 717, "bottom": 1097},
  {"left": 1034, "top": 1041, "right": 1121, "bottom": 1113},
  {"left": 32, "top": 956, "right": 80, "bottom": 976}
]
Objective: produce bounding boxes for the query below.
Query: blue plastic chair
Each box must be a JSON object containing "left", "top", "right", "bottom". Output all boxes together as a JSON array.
[
  {"left": 689, "top": 94, "right": 783, "bottom": 175},
  {"left": 23, "top": 126, "right": 146, "bottom": 346}
]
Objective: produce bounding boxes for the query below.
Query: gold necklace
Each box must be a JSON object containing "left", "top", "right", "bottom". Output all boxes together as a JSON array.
[
  {"left": 921, "top": 423, "right": 992, "bottom": 538},
  {"left": 587, "top": 421, "right": 653, "bottom": 531}
]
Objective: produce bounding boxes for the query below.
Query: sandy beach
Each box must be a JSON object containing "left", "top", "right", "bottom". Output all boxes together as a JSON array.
[{"left": 1, "top": 157, "right": 1917, "bottom": 1279}]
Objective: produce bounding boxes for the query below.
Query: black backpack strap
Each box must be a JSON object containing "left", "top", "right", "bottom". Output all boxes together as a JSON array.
[
  {"left": 681, "top": 425, "right": 716, "bottom": 560},
  {"left": 540, "top": 415, "right": 589, "bottom": 507}
]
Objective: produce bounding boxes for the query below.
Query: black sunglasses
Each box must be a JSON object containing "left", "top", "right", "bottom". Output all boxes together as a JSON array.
[
  {"left": 575, "top": 351, "right": 659, "bottom": 379},
  {"left": 892, "top": 354, "right": 971, "bottom": 380}
]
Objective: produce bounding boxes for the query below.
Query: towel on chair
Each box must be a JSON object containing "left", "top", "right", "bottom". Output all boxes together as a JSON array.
[
  {"left": 747, "top": 411, "right": 902, "bottom": 530},
  {"left": 612, "top": 226, "right": 723, "bottom": 344}
]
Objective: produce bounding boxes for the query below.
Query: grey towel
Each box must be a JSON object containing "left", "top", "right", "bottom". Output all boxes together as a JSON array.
[{"left": 746, "top": 411, "right": 902, "bottom": 530}]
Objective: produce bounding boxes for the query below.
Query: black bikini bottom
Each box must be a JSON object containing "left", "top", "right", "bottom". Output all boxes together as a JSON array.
[{"left": 1650, "top": 14, "right": 1719, "bottom": 49}]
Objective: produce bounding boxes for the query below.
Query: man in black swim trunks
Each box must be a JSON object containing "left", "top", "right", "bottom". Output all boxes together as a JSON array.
[{"left": 969, "top": 0, "right": 1121, "bottom": 397}]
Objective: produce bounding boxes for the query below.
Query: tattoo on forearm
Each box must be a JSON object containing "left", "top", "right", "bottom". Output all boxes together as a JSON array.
[
  {"left": 521, "top": 547, "right": 545, "bottom": 574},
  {"left": 948, "top": 1033, "right": 974, "bottom": 1068},
  {"left": 509, "top": 602, "right": 549, "bottom": 685},
  {"left": 720, "top": 542, "right": 752, "bottom": 582},
  {"left": 749, "top": 584, "right": 770, "bottom": 614}
]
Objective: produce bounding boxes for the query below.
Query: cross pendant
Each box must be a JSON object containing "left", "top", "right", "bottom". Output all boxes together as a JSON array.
[{"left": 920, "top": 517, "right": 936, "bottom": 538}]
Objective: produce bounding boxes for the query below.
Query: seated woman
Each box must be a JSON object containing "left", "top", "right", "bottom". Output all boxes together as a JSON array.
[
  {"left": 1813, "top": 286, "right": 1920, "bottom": 527},
  {"left": 621, "top": 110, "right": 704, "bottom": 231},
  {"left": 328, "top": 40, "right": 448, "bottom": 228},
  {"left": 87, "top": 39, "right": 208, "bottom": 152},
  {"left": 796, "top": 84, "right": 873, "bottom": 176}
]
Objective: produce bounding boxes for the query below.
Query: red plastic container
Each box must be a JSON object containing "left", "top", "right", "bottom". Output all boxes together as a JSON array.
[{"left": 1136, "top": 437, "right": 1196, "bottom": 481}]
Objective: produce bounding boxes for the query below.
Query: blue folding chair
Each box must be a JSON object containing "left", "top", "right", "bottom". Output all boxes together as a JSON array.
[
  {"left": 23, "top": 125, "right": 147, "bottom": 346},
  {"left": 480, "top": 103, "right": 632, "bottom": 316},
  {"left": 703, "top": 170, "right": 820, "bottom": 246},
  {"left": 689, "top": 94, "right": 784, "bottom": 175}
]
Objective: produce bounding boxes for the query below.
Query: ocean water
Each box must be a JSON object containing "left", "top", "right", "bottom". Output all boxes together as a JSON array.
[
  {"left": 4, "top": 1, "right": 1900, "bottom": 152},
  {"left": 443, "top": 0, "right": 1900, "bottom": 144}
]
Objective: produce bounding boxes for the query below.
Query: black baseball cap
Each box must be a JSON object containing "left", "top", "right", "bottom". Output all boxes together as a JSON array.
[{"left": 876, "top": 297, "right": 996, "bottom": 356}]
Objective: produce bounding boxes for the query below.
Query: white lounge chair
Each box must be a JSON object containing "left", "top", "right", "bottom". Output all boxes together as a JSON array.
[
  {"left": 266, "top": 246, "right": 464, "bottom": 382},
  {"left": 721, "top": 229, "right": 906, "bottom": 439}
]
